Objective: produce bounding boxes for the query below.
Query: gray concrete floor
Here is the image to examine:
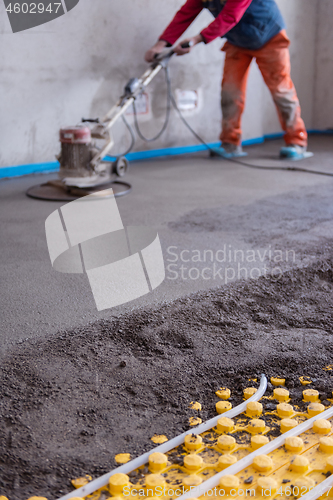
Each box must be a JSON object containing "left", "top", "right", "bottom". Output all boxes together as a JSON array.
[{"left": 1, "top": 136, "right": 333, "bottom": 349}]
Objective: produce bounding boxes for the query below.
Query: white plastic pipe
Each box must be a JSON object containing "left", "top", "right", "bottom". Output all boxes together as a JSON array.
[
  {"left": 178, "top": 404, "right": 333, "bottom": 500},
  {"left": 300, "top": 473, "right": 333, "bottom": 500},
  {"left": 56, "top": 374, "right": 267, "bottom": 500}
]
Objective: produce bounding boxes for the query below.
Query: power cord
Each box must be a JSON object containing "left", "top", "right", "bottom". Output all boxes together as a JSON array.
[
  {"left": 118, "top": 114, "right": 136, "bottom": 157},
  {"left": 133, "top": 67, "right": 172, "bottom": 142},
  {"left": 131, "top": 61, "right": 333, "bottom": 178},
  {"left": 99, "top": 115, "right": 136, "bottom": 160}
]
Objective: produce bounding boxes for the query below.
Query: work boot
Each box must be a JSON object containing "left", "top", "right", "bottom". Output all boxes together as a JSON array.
[
  {"left": 210, "top": 142, "right": 248, "bottom": 159},
  {"left": 280, "top": 144, "right": 314, "bottom": 161}
]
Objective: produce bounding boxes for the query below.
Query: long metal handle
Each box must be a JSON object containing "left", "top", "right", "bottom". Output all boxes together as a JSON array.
[
  {"left": 103, "top": 65, "right": 162, "bottom": 128},
  {"left": 90, "top": 63, "right": 163, "bottom": 167}
]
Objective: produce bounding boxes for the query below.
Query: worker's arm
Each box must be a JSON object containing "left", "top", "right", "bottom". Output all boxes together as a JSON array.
[
  {"left": 145, "top": 0, "right": 253, "bottom": 61},
  {"left": 200, "top": 0, "right": 253, "bottom": 43},
  {"left": 145, "top": 0, "right": 203, "bottom": 62},
  {"left": 173, "top": 0, "right": 253, "bottom": 55},
  {"left": 159, "top": 0, "right": 203, "bottom": 45}
]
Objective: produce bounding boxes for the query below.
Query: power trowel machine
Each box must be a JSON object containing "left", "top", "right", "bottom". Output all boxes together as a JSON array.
[{"left": 27, "top": 44, "right": 190, "bottom": 201}]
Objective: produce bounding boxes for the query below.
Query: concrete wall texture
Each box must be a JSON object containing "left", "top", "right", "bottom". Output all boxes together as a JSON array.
[
  {"left": 313, "top": 0, "right": 333, "bottom": 131},
  {"left": 0, "top": 0, "right": 330, "bottom": 168}
]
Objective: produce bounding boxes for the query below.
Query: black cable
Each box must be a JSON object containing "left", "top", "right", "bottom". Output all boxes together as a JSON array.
[
  {"left": 133, "top": 66, "right": 172, "bottom": 142},
  {"left": 117, "top": 114, "right": 136, "bottom": 157},
  {"left": 166, "top": 68, "right": 213, "bottom": 149},
  {"left": 219, "top": 156, "right": 333, "bottom": 176},
  {"left": 103, "top": 114, "right": 136, "bottom": 160}
]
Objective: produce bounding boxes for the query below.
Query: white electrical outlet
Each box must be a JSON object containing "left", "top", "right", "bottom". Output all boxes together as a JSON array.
[
  {"left": 126, "top": 93, "right": 150, "bottom": 116},
  {"left": 175, "top": 89, "right": 200, "bottom": 112}
]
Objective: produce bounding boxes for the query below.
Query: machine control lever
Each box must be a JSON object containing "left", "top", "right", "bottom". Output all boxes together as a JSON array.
[{"left": 82, "top": 118, "right": 100, "bottom": 123}]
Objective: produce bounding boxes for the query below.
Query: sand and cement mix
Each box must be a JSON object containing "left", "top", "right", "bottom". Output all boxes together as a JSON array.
[{"left": 0, "top": 255, "right": 333, "bottom": 499}]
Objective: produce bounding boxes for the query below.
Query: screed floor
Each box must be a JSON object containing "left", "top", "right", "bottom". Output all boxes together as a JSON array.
[{"left": 1, "top": 135, "right": 333, "bottom": 348}]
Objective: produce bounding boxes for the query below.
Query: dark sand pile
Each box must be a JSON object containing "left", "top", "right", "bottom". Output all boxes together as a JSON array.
[{"left": 0, "top": 257, "right": 333, "bottom": 499}]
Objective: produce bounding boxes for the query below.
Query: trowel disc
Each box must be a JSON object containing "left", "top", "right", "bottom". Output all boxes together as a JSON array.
[{"left": 26, "top": 179, "right": 132, "bottom": 201}]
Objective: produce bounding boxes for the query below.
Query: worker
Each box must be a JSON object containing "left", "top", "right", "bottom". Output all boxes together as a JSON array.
[{"left": 145, "top": 0, "right": 311, "bottom": 161}]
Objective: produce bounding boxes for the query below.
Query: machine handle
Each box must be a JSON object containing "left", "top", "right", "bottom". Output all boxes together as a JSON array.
[
  {"left": 169, "top": 40, "right": 194, "bottom": 56},
  {"left": 153, "top": 40, "right": 194, "bottom": 62},
  {"left": 82, "top": 118, "right": 100, "bottom": 123},
  {"left": 180, "top": 40, "right": 194, "bottom": 49}
]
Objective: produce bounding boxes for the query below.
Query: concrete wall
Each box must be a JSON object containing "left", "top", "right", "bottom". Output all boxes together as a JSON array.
[
  {"left": 0, "top": 0, "right": 320, "bottom": 167},
  {"left": 313, "top": 0, "right": 333, "bottom": 130}
]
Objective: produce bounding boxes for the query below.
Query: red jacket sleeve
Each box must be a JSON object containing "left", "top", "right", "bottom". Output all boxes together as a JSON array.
[
  {"left": 159, "top": 0, "right": 203, "bottom": 46},
  {"left": 160, "top": 0, "right": 253, "bottom": 46},
  {"left": 200, "top": 0, "right": 253, "bottom": 43}
]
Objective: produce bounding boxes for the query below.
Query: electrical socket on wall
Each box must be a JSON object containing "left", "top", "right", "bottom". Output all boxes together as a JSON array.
[{"left": 175, "top": 89, "right": 202, "bottom": 114}]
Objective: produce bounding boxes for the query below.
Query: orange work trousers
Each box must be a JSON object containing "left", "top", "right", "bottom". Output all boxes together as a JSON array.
[{"left": 220, "top": 30, "right": 307, "bottom": 147}]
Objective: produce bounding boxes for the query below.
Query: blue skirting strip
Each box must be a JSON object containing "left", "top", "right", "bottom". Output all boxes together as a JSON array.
[
  {"left": 1, "top": 129, "right": 332, "bottom": 179},
  {"left": 104, "top": 133, "right": 285, "bottom": 162},
  {"left": 0, "top": 161, "right": 59, "bottom": 179},
  {"left": 106, "top": 142, "right": 221, "bottom": 162}
]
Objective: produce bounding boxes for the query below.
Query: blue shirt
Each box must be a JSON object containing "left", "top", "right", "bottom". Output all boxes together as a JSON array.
[{"left": 203, "top": 0, "right": 286, "bottom": 50}]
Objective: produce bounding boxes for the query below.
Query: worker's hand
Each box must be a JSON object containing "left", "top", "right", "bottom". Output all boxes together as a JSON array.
[
  {"left": 145, "top": 40, "right": 168, "bottom": 63},
  {"left": 173, "top": 34, "right": 204, "bottom": 56}
]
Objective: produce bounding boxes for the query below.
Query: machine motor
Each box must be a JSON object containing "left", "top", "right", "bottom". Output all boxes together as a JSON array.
[{"left": 58, "top": 125, "right": 95, "bottom": 178}]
